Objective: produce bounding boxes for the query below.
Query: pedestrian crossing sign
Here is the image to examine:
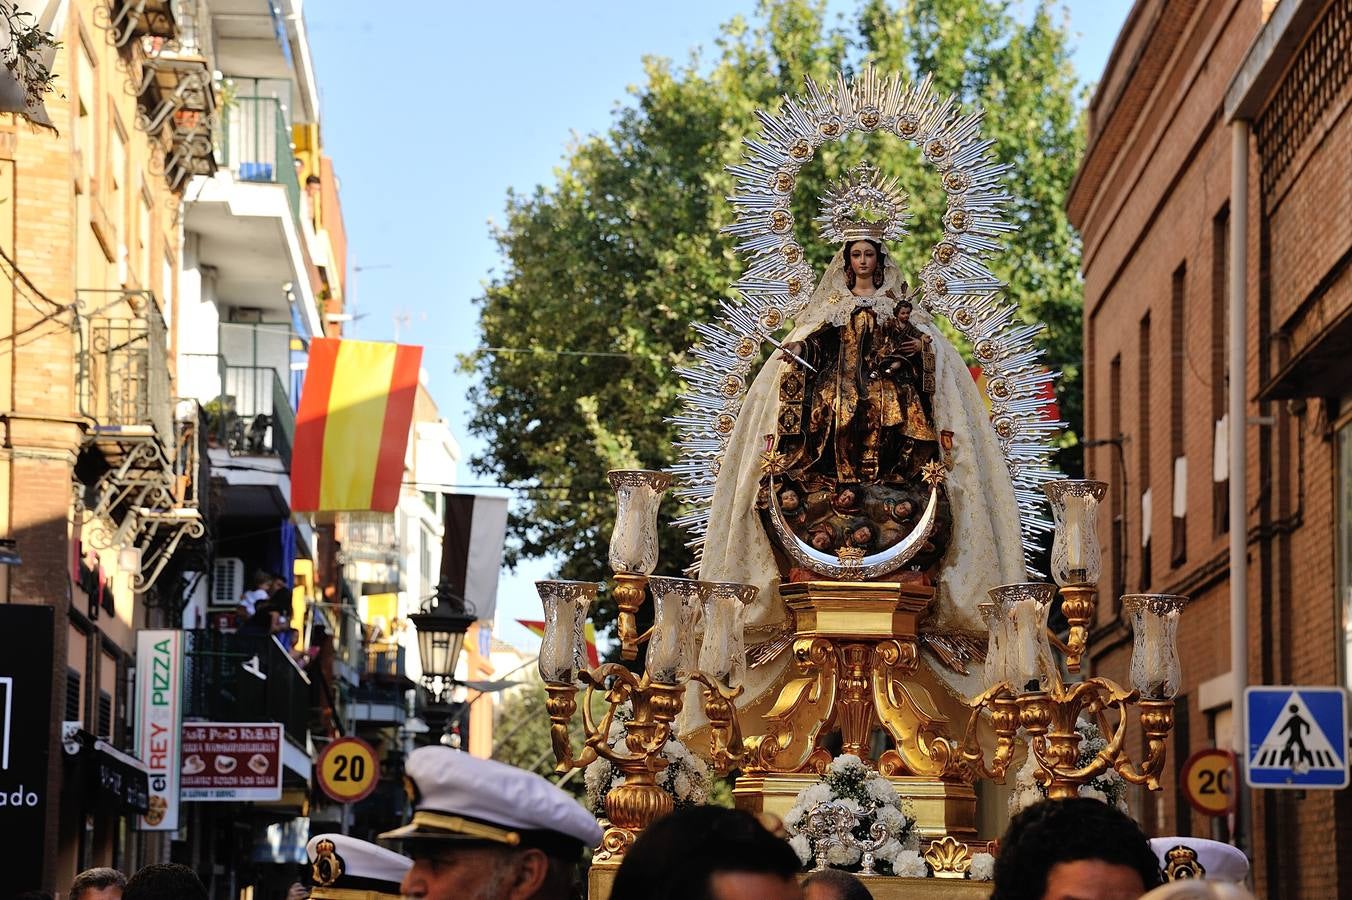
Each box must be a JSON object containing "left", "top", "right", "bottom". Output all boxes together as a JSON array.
[{"left": 1243, "top": 686, "right": 1348, "bottom": 789}]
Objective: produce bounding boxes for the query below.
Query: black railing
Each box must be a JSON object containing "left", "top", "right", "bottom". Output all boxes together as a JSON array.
[
  {"left": 362, "top": 646, "right": 406, "bottom": 680},
  {"left": 77, "top": 290, "right": 173, "bottom": 443},
  {"left": 179, "top": 353, "right": 295, "bottom": 467},
  {"left": 182, "top": 630, "right": 311, "bottom": 745}
]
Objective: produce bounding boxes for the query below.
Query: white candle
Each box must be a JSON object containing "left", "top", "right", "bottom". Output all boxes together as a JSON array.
[{"left": 1064, "top": 496, "right": 1083, "bottom": 572}]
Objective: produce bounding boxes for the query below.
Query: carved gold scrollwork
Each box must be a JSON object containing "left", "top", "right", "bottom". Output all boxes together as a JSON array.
[
  {"left": 872, "top": 640, "right": 960, "bottom": 779},
  {"left": 746, "top": 637, "right": 836, "bottom": 773}
]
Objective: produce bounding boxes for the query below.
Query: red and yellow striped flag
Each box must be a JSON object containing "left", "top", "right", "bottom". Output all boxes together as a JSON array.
[{"left": 291, "top": 338, "right": 422, "bottom": 512}]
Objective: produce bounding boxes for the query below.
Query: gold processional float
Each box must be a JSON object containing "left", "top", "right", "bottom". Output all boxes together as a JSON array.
[{"left": 532, "top": 67, "right": 1188, "bottom": 899}]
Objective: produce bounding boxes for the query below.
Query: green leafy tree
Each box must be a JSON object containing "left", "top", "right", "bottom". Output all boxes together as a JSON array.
[{"left": 463, "top": 0, "right": 1087, "bottom": 642}]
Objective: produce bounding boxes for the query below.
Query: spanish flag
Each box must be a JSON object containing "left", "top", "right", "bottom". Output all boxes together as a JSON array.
[{"left": 291, "top": 338, "right": 423, "bottom": 512}]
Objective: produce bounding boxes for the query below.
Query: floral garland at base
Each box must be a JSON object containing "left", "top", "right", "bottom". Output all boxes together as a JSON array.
[{"left": 784, "top": 754, "right": 920, "bottom": 876}]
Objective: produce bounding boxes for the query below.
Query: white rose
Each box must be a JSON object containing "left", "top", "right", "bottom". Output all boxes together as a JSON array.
[
  {"left": 673, "top": 773, "right": 693, "bottom": 799},
  {"left": 875, "top": 805, "right": 904, "bottom": 832},
  {"left": 784, "top": 806, "right": 805, "bottom": 830},
  {"left": 1080, "top": 786, "right": 1108, "bottom": 804},
  {"left": 867, "top": 776, "right": 899, "bottom": 803},
  {"left": 837, "top": 797, "right": 862, "bottom": 814},
  {"left": 828, "top": 753, "right": 866, "bottom": 775},
  {"left": 789, "top": 834, "right": 813, "bottom": 866},
  {"left": 801, "top": 783, "right": 834, "bottom": 807},
  {"left": 874, "top": 838, "right": 902, "bottom": 863},
  {"left": 892, "top": 849, "right": 928, "bottom": 878},
  {"left": 970, "top": 852, "right": 996, "bottom": 881}
]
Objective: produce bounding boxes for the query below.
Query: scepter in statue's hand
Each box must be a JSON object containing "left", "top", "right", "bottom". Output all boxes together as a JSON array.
[{"left": 771, "top": 338, "right": 817, "bottom": 372}]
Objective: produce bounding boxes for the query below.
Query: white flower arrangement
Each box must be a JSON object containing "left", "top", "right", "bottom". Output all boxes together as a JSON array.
[
  {"left": 970, "top": 852, "right": 996, "bottom": 881},
  {"left": 583, "top": 704, "right": 710, "bottom": 817},
  {"left": 1009, "top": 717, "right": 1129, "bottom": 815},
  {"left": 784, "top": 754, "right": 919, "bottom": 876}
]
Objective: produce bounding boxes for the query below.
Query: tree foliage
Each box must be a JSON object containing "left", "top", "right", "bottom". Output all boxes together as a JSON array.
[{"left": 462, "top": 0, "right": 1087, "bottom": 637}]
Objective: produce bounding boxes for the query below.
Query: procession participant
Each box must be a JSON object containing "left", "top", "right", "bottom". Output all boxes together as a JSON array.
[
  {"left": 304, "top": 832, "right": 411, "bottom": 899},
  {"left": 609, "top": 806, "right": 802, "bottom": 900},
  {"left": 803, "top": 868, "right": 874, "bottom": 900},
  {"left": 122, "top": 864, "right": 207, "bottom": 900},
  {"left": 1148, "top": 837, "right": 1250, "bottom": 885},
  {"left": 380, "top": 745, "right": 601, "bottom": 900},
  {"left": 991, "top": 798, "right": 1162, "bottom": 900},
  {"left": 69, "top": 867, "right": 126, "bottom": 900},
  {"left": 1139, "top": 883, "right": 1253, "bottom": 900}
]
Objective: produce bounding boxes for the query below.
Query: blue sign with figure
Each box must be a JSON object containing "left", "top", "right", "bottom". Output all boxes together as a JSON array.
[{"left": 1243, "top": 686, "right": 1349, "bottom": 789}]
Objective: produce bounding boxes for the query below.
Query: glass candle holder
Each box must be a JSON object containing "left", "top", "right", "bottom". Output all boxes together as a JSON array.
[
  {"left": 608, "top": 470, "right": 673, "bottom": 575},
  {"left": 1043, "top": 480, "right": 1109, "bottom": 586},
  {"left": 535, "top": 580, "right": 598, "bottom": 684},
  {"left": 1123, "top": 593, "right": 1189, "bottom": 699},
  {"left": 979, "top": 601, "right": 1017, "bottom": 689},
  {"left": 646, "top": 576, "right": 708, "bottom": 684},
  {"left": 697, "top": 581, "right": 758, "bottom": 685},
  {"left": 987, "top": 582, "right": 1058, "bottom": 692}
]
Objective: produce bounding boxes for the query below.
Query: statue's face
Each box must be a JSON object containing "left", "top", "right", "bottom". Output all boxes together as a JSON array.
[
  {"left": 897, "top": 305, "right": 912, "bottom": 324},
  {"left": 810, "top": 531, "right": 833, "bottom": 551},
  {"left": 848, "top": 242, "right": 877, "bottom": 280},
  {"left": 779, "top": 490, "right": 800, "bottom": 511},
  {"left": 851, "top": 526, "right": 872, "bottom": 545}
]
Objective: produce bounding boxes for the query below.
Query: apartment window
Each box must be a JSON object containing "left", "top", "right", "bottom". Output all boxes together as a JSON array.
[
  {"left": 111, "top": 125, "right": 128, "bottom": 282},
  {"left": 1139, "top": 312, "right": 1152, "bottom": 590},
  {"left": 75, "top": 42, "right": 95, "bottom": 188},
  {"left": 139, "top": 187, "right": 152, "bottom": 288},
  {"left": 1110, "top": 354, "right": 1125, "bottom": 604},
  {"left": 1339, "top": 419, "right": 1352, "bottom": 692},
  {"left": 65, "top": 668, "right": 82, "bottom": 722},
  {"left": 1213, "top": 207, "right": 1230, "bottom": 534},
  {"left": 97, "top": 690, "right": 112, "bottom": 739},
  {"left": 1171, "top": 264, "right": 1187, "bottom": 567}
]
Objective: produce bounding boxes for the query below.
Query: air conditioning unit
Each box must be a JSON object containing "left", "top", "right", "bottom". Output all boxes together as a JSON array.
[{"left": 212, "top": 557, "right": 245, "bottom": 607}]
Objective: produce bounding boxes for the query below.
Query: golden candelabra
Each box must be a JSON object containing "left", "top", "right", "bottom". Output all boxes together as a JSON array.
[{"left": 538, "top": 472, "right": 1190, "bottom": 885}]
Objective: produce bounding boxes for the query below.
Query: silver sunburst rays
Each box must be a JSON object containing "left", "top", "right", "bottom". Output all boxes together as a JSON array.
[{"left": 669, "top": 66, "right": 1064, "bottom": 576}]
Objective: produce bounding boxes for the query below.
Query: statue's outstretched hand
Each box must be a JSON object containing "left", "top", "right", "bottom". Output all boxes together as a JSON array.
[{"left": 778, "top": 341, "right": 806, "bottom": 362}]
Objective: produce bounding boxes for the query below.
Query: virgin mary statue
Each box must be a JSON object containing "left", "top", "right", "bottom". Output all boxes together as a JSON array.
[{"left": 693, "top": 163, "right": 1025, "bottom": 718}]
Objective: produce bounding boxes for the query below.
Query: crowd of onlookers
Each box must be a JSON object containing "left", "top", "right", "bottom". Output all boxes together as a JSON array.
[
  {"left": 37, "top": 751, "right": 1257, "bottom": 900},
  {"left": 233, "top": 569, "right": 318, "bottom": 666}
]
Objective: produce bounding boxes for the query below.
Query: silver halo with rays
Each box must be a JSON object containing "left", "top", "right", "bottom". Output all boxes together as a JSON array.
[{"left": 668, "top": 66, "right": 1064, "bottom": 577}]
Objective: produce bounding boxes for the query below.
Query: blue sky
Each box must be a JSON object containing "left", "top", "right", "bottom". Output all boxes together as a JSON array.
[{"left": 304, "top": 0, "right": 1133, "bottom": 653}]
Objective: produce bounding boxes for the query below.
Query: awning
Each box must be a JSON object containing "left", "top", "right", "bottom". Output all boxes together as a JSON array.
[
  {"left": 1259, "top": 296, "right": 1352, "bottom": 400},
  {"left": 65, "top": 731, "right": 151, "bottom": 815}
]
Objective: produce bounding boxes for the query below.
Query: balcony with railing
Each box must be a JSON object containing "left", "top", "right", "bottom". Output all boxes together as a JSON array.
[
  {"left": 179, "top": 353, "right": 294, "bottom": 468},
  {"left": 219, "top": 95, "right": 302, "bottom": 230},
  {"left": 77, "top": 290, "right": 174, "bottom": 445},
  {"left": 182, "top": 630, "right": 312, "bottom": 746}
]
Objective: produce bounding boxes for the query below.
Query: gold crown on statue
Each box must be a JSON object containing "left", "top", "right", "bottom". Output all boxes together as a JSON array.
[{"left": 816, "top": 162, "right": 911, "bottom": 244}]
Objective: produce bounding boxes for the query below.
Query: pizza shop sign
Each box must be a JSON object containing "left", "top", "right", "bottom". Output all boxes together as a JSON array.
[{"left": 180, "top": 723, "right": 282, "bottom": 801}]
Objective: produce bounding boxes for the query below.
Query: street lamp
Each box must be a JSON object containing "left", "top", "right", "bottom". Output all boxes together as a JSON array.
[{"left": 409, "top": 580, "right": 476, "bottom": 704}]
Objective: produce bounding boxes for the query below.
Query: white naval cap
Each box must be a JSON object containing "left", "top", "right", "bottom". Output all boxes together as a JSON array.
[
  {"left": 1151, "top": 837, "right": 1250, "bottom": 883},
  {"left": 305, "top": 833, "right": 412, "bottom": 898},
  {"left": 379, "top": 746, "right": 603, "bottom": 853}
]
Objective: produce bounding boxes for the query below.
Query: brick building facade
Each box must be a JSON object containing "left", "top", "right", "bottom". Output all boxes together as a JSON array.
[{"left": 1068, "top": 0, "right": 1352, "bottom": 896}]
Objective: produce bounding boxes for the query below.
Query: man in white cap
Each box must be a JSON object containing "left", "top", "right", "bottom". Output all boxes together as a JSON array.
[
  {"left": 380, "top": 746, "right": 603, "bottom": 900},
  {"left": 1150, "top": 837, "right": 1250, "bottom": 884},
  {"left": 303, "top": 833, "right": 412, "bottom": 899}
]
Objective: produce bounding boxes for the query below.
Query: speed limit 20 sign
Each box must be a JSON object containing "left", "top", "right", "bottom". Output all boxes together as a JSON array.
[
  {"left": 1181, "top": 748, "right": 1237, "bottom": 816},
  {"left": 316, "top": 736, "right": 379, "bottom": 803}
]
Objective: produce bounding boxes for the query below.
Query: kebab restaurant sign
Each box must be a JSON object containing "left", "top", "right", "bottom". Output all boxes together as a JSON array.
[
  {"left": 180, "top": 723, "right": 282, "bottom": 801},
  {"left": 134, "top": 630, "right": 184, "bottom": 830}
]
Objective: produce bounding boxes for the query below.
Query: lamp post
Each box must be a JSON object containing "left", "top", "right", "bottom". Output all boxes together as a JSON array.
[{"left": 409, "top": 581, "right": 476, "bottom": 705}]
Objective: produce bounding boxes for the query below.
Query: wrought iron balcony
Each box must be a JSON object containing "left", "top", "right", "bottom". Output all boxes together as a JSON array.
[
  {"left": 219, "top": 95, "right": 303, "bottom": 231},
  {"left": 182, "top": 630, "right": 312, "bottom": 746},
  {"left": 179, "top": 353, "right": 295, "bottom": 468},
  {"left": 76, "top": 290, "right": 174, "bottom": 444}
]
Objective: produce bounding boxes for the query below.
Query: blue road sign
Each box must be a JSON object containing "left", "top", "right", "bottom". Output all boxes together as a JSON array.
[{"left": 1243, "top": 686, "right": 1349, "bottom": 789}]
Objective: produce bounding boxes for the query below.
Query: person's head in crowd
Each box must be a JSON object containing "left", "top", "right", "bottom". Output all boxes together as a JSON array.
[
  {"left": 122, "top": 864, "right": 207, "bottom": 900},
  {"left": 240, "top": 603, "right": 279, "bottom": 635},
  {"left": 251, "top": 569, "right": 271, "bottom": 591},
  {"left": 70, "top": 867, "right": 126, "bottom": 900},
  {"left": 381, "top": 746, "right": 601, "bottom": 899},
  {"left": 803, "top": 867, "right": 873, "bottom": 900},
  {"left": 992, "top": 798, "right": 1161, "bottom": 900},
  {"left": 1140, "top": 883, "right": 1254, "bottom": 900},
  {"left": 610, "top": 806, "right": 803, "bottom": 900}
]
